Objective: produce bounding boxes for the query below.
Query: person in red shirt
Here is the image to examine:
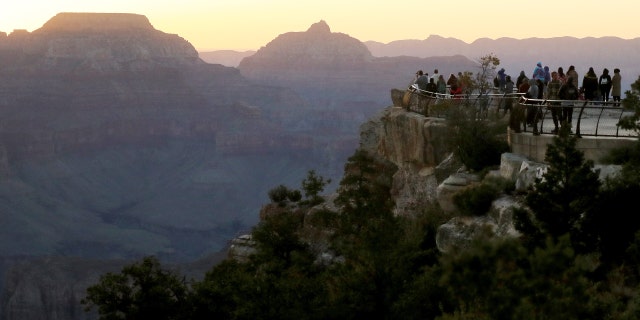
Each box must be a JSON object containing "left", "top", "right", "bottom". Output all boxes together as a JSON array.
[{"left": 449, "top": 83, "right": 463, "bottom": 98}]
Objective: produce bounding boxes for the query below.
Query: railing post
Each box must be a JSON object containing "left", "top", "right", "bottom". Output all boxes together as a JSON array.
[
  {"left": 616, "top": 104, "right": 626, "bottom": 137},
  {"left": 575, "top": 100, "right": 589, "bottom": 138},
  {"left": 594, "top": 106, "right": 606, "bottom": 136}
]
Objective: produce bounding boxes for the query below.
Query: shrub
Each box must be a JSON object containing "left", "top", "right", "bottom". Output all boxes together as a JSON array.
[
  {"left": 452, "top": 176, "right": 513, "bottom": 217},
  {"left": 453, "top": 182, "right": 501, "bottom": 216},
  {"left": 268, "top": 184, "right": 291, "bottom": 206}
]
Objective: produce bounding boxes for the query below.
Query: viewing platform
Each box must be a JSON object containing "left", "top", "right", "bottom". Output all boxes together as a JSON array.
[{"left": 392, "top": 87, "right": 638, "bottom": 163}]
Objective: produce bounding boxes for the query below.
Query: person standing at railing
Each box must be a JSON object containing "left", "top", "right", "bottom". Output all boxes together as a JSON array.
[
  {"left": 431, "top": 69, "right": 440, "bottom": 84},
  {"left": 532, "top": 62, "right": 545, "bottom": 80},
  {"left": 457, "top": 72, "right": 472, "bottom": 95},
  {"left": 546, "top": 71, "right": 562, "bottom": 134},
  {"left": 437, "top": 75, "right": 447, "bottom": 95},
  {"left": 582, "top": 67, "right": 599, "bottom": 101},
  {"left": 543, "top": 66, "right": 551, "bottom": 95},
  {"left": 599, "top": 68, "right": 612, "bottom": 102},
  {"left": 526, "top": 79, "right": 540, "bottom": 134},
  {"left": 426, "top": 78, "right": 438, "bottom": 97},
  {"left": 516, "top": 70, "right": 528, "bottom": 90},
  {"left": 450, "top": 82, "right": 463, "bottom": 98},
  {"left": 446, "top": 73, "right": 457, "bottom": 88},
  {"left": 415, "top": 70, "right": 429, "bottom": 91},
  {"left": 510, "top": 76, "right": 531, "bottom": 133},
  {"left": 497, "top": 68, "right": 507, "bottom": 92},
  {"left": 611, "top": 68, "right": 622, "bottom": 107},
  {"left": 503, "top": 75, "right": 515, "bottom": 117},
  {"left": 532, "top": 62, "right": 546, "bottom": 100},
  {"left": 567, "top": 65, "right": 579, "bottom": 88},
  {"left": 559, "top": 76, "right": 580, "bottom": 128},
  {"left": 558, "top": 67, "right": 567, "bottom": 85}
]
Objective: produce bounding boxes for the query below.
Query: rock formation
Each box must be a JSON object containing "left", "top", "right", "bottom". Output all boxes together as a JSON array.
[
  {"left": 0, "top": 14, "right": 360, "bottom": 319},
  {"left": 237, "top": 20, "right": 478, "bottom": 118}
]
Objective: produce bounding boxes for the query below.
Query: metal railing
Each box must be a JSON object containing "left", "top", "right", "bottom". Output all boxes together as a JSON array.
[
  {"left": 404, "top": 85, "right": 636, "bottom": 138},
  {"left": 518, "top": 97, "right": 635, "bottom": 138},
  {"left": 405, "top": 85, "right": 523, "bottom": 120}
]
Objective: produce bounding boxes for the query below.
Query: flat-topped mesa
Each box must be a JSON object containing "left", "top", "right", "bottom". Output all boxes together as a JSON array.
[
  {"left": 0, "top": 12, "right": 202, "bottom": 69},
  {"left": 34, "top": 12, "right": 155, "bottom": 33}
]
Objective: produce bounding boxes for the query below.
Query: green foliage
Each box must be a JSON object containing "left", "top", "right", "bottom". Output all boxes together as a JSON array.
[
  {"left": 300, "top": 170, "right": 331, "bottom": 206},
  {"left": 287, "top": 189, "right": 302, "bottom": 202},
  {"left": 331, "top": 149, "right": 397, "bottom": 255},
  {"left": 438, "top": 235, "right": 595, "bottom": 320},
  {"left": 453, "top": 176, "right": 512, "bottom": 216},
  {"left": 584, "top": 156, "right": 640, "bottom": 265},
  {"left": 268, "top": 184, "right": 302, "bottom": 207},
  {"left": 618, "top": 75, "right": 640, "bottom": 134},
  {"left": 268, "top": 170, "right": 330, "bottom": 207},
  {"left": 251, "top": 209, "right": 308, "bottom": 267},
  {"left": 601, "top": 138, "right": 640, "bottom": 168},
  {"left": 473, "top": 53, "right": 501, "bottom": 95},
  {"left": 268, "top": 184, "right": 290, "bottom": 206},
  {"left": 189, "top": 260, "right": 254, "bottom": 319},
  {"left": 81, "top": 256, "right": 189, "bottom": 320},
  {"left": 516, "top": 126, "right": 601, "bottom": 251},
  {"left": 322, "top": 149, "right": 402, "bottom": 318},
  {"left": 83, "top": 136, "right": 640, "bottom": 320},
  {"left": 444, "top": 103, "right": 510, "bottom": 171},
  {"left": 390, "top": 206, "right": 452, "bottom": 319}
]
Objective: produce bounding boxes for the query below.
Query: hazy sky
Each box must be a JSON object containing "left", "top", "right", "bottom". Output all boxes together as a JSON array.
[{"left": 1, "top": 0, "right": 638, "bottom": 51}]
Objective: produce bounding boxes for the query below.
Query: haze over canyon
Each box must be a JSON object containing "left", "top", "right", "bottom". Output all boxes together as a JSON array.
[{"left": 0, "top": 13, "right": 638, "bottom": 319}]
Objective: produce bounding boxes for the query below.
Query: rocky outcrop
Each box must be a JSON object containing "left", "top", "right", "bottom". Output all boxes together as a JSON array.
[
  {"left": 360, "top": 93, "right": 626, "bottom": 252},
  {"left": 433, "top": 153, "right": 623, "bottom": 252},
  {"left": 359, "top": 106, "right": 458, "bottom": 216}
]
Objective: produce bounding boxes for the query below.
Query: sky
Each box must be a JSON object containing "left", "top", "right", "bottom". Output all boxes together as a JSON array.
[{"left": 1, "top": 0, "right": 639, "bottom": 52}]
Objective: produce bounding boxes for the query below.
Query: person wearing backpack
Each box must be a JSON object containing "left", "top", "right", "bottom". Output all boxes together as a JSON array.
[
  {"left": 599, "top": 68, "right": 612, "bottom": 102},
  {"left": 558, "top": 76, "right": 580, "bottom": 129}
]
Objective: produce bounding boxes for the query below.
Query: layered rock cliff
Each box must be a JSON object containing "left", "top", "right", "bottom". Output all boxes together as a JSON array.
[{"left": 0, "top": 14, "right": 362, "bottom": 318}]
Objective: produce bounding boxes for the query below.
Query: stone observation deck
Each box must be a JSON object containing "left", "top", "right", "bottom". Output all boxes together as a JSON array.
[{"left": 391, "top": 87, "right": 637, "bottom": 163}]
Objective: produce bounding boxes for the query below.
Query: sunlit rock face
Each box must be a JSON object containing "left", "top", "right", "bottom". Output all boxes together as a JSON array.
[
  {"left": 1, "top": 12, "right": 200, "bottom": 72},
  {"left": 38, "top": 12, "right": 156, "bottom": 32}
]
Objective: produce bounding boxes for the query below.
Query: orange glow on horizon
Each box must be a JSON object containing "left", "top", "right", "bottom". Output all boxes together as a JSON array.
[{"left": 2, "top": 1, "right": 639, "bottom": 51}]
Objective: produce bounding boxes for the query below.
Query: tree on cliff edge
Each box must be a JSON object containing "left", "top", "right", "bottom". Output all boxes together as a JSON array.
[{"left": 515, "top": 127, "right": 601, "bottom": 251}]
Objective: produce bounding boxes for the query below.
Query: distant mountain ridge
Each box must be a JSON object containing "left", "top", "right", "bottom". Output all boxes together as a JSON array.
[
  {"left": 364, "top": 35, "right": 640, "bottom": 91},
  {"left": 201, "top": 31, "right": 639, "bottom": 92},
  {"left": 199, "top": 49, "right": 256, "bottom": 68},
  {"left": 236, "top": 20, "right": 477, "bottom": 111}
]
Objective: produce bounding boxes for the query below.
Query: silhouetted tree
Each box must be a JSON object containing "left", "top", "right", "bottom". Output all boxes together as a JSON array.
[
  {"left": 515, "top": 127, "right": 601, "bottom": 251},
  {"left": 618, "top": 75, "right": 640, "bottom": 134},
  {"left": 300, "top": 169, "right": 331, "bottom": 206},
  {"left": 81, "top": 256, "right": 190, "bottom": 320}
]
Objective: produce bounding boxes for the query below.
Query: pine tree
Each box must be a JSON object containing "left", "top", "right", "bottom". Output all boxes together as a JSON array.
[{"left": 516, "top": 126, "right": 601, "bottom": 250}]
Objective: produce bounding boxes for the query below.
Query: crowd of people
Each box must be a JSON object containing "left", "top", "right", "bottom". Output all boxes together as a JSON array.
[
  {"left": 511, "top": 63, "right": 621, "bottom": 134},
  {"left": 411, "top": 63, "right": 623, "bottom": 135},
  {"left": 494, "top": 63, "right": 622, "bottom": 107}
]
